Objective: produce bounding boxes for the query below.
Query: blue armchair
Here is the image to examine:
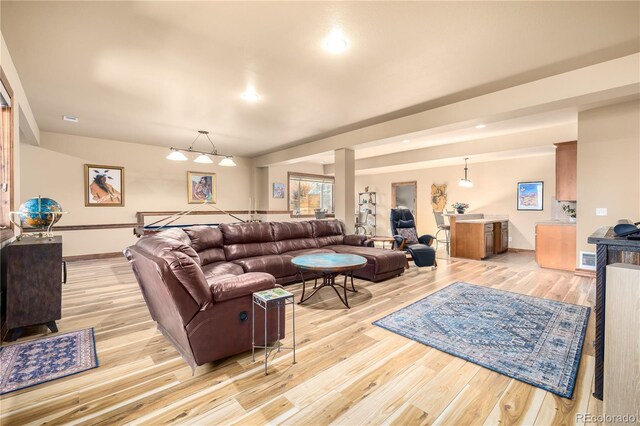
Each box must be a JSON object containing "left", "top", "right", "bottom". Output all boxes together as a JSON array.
[{"left": 390, "top": 208, "right": 437, "bottom": 268}]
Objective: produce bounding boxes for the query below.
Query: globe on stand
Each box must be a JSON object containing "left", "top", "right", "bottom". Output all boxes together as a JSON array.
[{"left": 10, "top": 196, "right": 68, "bottom": 239}]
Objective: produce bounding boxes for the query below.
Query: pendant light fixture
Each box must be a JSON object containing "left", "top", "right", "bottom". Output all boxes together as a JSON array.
[
  {"left": 459, "top": 157, "right": 473, "bottom": 188},
  {"left": 166, "top": 130, "right": 236, "bottom": 167}
]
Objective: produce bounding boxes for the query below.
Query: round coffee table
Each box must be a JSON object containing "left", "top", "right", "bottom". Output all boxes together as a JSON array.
[{"left": 292, "top": 253, "right": 367, "bottom": 308}]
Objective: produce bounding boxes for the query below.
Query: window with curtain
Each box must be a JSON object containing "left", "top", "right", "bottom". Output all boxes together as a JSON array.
[{"left": 288, "top": 173, "right": 334, "bottom": 216}]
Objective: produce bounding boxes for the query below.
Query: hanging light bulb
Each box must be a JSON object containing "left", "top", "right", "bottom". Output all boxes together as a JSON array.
[
  {"left": 218, "top": 156, "right": 237, "bottom": 167},
  {"left": 194, "top": 153, "right": 213, "bottom": 164},
  {"left": 459, "top": 157, "right": 473, "bottom": 187},
  {"left": 166, "top": 149, "right": 188, "bottom": 161}
]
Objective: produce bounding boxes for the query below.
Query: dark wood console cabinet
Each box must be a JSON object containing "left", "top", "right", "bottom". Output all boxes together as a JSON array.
[
  {"left": 1, "top": 236, "right": 63, "bottom": 341},
  {"left": 588, "top": 227, "right": 640, "bottom": 400}
]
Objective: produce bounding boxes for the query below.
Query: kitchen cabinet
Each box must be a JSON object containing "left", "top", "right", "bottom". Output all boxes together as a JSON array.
[
  {"left": 484, "top": 224, "right": 494, "bottom": 257},
  {"left": 449, "top": 215, "right": 509, "bottom": 260},
  {"left": 555, "top": 141, "right": 577, "bottom": 201},
  {"left": 494, "top": 221, "right": 509, "bottom": 254},
  {"left": 535, "top": 224, "right": 576, "bottom": 271}
]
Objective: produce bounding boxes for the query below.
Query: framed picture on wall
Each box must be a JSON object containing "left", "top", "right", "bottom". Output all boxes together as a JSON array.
[
  {"left": 187, "top": 171, "right": 216, "bottom": 204},
  {"left": 273, "top": 182, "right": 285, "bottom": 199},
  {"left": 84, "top": 164, "right": 124, "bottom": 207},
  {"left": 517, "top": 181, "right": 544, "bottom": 211}
]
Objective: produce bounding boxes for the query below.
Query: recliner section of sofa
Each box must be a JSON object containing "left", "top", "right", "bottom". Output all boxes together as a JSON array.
[{"left": 124, "top": 233, "right": 282, "bottom": 369}]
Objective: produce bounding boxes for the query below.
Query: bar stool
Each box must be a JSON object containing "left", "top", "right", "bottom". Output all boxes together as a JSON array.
[{"left": 434, "top": 211, "right": 450, "bottom": 254}]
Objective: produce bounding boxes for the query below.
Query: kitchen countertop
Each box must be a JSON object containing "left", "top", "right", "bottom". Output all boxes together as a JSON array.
[
  {"left": 536, "top": 220, "right": 576, "bottom": 226},
  {"left": 456, "top": 218, "right": 508, "bottom": 224}
]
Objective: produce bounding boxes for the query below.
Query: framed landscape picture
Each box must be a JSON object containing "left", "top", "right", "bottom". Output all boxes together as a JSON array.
[
  {"left": 517, "top": 181, "right": 543, "bottom": 211},
  {"left": 85, "top": 164, "right": 124, "bottom": 207},
  {"left": 188, "top": 171, "right": 216, "bottom": 204},
  {"left": 273, "top": 182, "right": 285, "bottom": 199}
]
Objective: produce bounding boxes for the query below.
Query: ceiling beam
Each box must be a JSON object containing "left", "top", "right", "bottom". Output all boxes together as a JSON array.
[
  {"left": 323, "top": 123, "right": 576, "bottom": 175},
  {"left": 252, "top": 53, "right": 640, "bottom": 167}
]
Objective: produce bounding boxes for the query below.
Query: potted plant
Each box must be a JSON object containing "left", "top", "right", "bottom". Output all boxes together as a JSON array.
[
  {"left": 452, "top": 202, "right": 469, "bottom": 214},
  {"left": 562, "top": 204, "right": 576, "bottom": 223}
]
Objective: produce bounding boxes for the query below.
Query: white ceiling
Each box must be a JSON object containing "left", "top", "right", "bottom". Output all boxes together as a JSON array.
[{"left": 2, "top": 1, "right": 639, "bottom": 157}]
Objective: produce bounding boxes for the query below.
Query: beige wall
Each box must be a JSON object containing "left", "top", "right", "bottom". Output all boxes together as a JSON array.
[
  {"left": 355, "top": 154, "right": 557, "bottom": 250},
  {"left": 263, "top": 162, "right": 325, "bottom": 211},
  {"left": 576, "top": 100, "right": 640, "bottom": 265},
  {"left": 21, "top": 132, "right": 254, "bottom": 256}
]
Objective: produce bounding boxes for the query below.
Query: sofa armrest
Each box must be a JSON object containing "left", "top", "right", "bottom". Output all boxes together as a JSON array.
[
  {"left": 418, "top": 234, "right": 435, "bottom": 246},
  {"left": 344, "top": 234, "right": 367, "bottom": 246},
  {"left": 209, "top": 272, "right": 276, "bottom": 303},
  {"left": 362, "top": 239, "right": 375, "bottom": 247}
]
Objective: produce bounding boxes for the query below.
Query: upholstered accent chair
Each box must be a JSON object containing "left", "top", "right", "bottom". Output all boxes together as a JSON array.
[{"left": 390, "top": 208, "right": 437, "bottom": 268}]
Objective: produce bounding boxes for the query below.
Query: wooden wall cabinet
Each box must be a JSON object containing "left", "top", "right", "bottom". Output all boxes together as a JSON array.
[
  {"left": 1, "top": 236, "right": 63, "bottom": 341},
  {"left": 535, "top": 224, "right": 576, "bottom": 271},
  {"left": 555, "top": 141, "right": 577, "bottom": 201}
]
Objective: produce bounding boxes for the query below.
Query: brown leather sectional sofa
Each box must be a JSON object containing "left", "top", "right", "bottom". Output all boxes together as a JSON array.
[{"left": 124, "top": 219, "right": 406, "bottom": 368}]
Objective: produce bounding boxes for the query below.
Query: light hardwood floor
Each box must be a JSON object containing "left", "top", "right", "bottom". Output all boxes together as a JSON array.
[{"left": 0, "top": 253, "right": 602, "bottom": 425}]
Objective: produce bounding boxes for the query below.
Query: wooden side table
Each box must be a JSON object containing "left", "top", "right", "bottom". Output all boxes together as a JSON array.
[
  {"left": 1, "top": 236, "right": 64, "bottom": 341},
  {"left": 369, "top": 236, "right": 395, "bottom": 249}
]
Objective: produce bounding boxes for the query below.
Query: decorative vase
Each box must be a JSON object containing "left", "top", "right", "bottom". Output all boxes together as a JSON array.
[{"left": 456, "top": 208, "right": 465, "bottom": 214}]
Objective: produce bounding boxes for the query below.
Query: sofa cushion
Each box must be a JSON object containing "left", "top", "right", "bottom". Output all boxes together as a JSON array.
[
  {"left": 136, "top": 234, "right": 200, "bottom": 264},
  {"left": 155, "top": 228, "right": 193, "bottom": 247},
  {"left": 208, "top": 272, "right": 276, "bottom": 303},
  {"left": 201, "top": 261, "right": 244, "bottom": 280},
  {"left": 184, "top": 226, "right": 226, "bottom": 266},
  {"left": 135, "top": 235, "right": 211, "bottom": 308},
  {"left": 271, "top": 221, "right": 318, "bottom": 254},
  {"left": 220, "top": 222, "right": 278, "bottom": 261},
  {"left": 343, "top": 234, "right": 367, "bottom": 246},
  {"left": 325, "top": 245, "right": 407, "bottom": 274},
  {"left": 284, "top": 248, "right": 336, "bottom": 257},
  {"left": 233, "top": 255, "right": 298, "bottom": 278},
  {"left": 311, "top": 220, "right": 345, "bottom": 247}
]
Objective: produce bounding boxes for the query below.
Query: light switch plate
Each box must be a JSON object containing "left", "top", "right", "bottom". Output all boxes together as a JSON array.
[
  {"left": 508, "top": 237, "right": 513, "bottom": 242},
  {"left": 596, "top": 208, "right": 608, "bottom": 216}
]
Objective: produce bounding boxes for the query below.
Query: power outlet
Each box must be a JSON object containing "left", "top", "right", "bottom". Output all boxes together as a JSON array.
[{"left": 596, "top": 208, "right": 608, "bottom": 216}]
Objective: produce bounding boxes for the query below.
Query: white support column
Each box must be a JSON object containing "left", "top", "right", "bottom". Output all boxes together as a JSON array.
[{"left": 334, "top": 148, "right": 355, "bottom": 233}]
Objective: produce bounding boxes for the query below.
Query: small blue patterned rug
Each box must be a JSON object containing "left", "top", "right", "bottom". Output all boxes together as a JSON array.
[
  {"left": 373, "top": 282, "right": 589, "bottom": 398},
  {"left": 0, "top": 328, "right": 98, "bottom": 395}
]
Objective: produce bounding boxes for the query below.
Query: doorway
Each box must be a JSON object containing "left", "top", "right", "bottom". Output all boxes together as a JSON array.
[{"left": 392, "top": 181, "right": 417, "bottom": 218}]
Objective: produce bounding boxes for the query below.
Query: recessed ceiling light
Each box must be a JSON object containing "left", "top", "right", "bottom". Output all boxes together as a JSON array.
[
  {"left": 324, "top": 31, "right": 348, "bottom": 53},
  {"left": 475, "top": 124, "right": 486, "bottom": 129},
  {"left": 402, "top": 140, "right": 410, "bottom": 144},
  {"left": 63, "top": 115, "right": 79, "bottom": 123},
  {"left": 241, "top": 89, "right": 260, "bottom": 102}
]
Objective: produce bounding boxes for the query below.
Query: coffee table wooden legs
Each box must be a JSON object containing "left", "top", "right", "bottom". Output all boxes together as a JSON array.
[{"left": 299, "top": 270, "right": 357, "bottom": 308}]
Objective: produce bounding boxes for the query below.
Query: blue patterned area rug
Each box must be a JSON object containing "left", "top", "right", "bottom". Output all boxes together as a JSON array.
[
  {"left": 0, "top": 328, "right": 98, "bottom": 395},
  {"left": 373, "top": 282, "right": 590, "bottom": 398}
]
